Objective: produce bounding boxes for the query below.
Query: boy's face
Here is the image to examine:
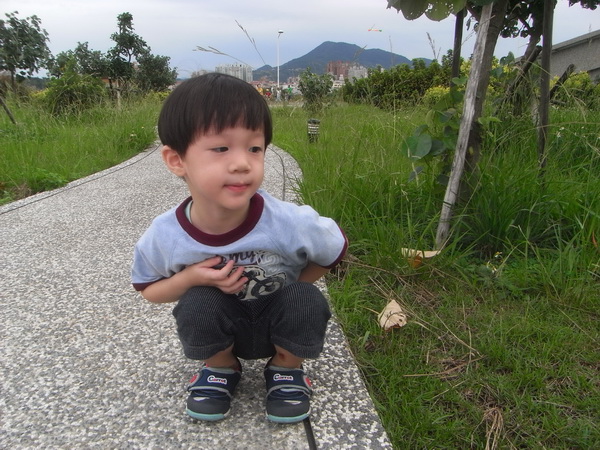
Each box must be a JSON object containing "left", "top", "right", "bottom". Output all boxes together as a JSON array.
[{"left": 163, "top": 126, "right": 265, "bottom": 219}]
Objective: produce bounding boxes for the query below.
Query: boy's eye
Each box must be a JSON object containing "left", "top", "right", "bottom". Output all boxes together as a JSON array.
[
  {"left": 212, "top": 147, "right": 228, "bottom": 153},
  {"left": 249, "top": 146, "right": 263, "bottom": 153}
]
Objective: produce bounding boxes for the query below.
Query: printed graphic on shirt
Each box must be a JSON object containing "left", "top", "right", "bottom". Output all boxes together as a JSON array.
[{"left": 215, "top": 251, "right": 287, "bottom": 301}]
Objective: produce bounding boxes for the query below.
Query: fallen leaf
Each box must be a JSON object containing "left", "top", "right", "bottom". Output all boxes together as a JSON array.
[
  {"left": 378, "top": 299, "right": 408, "bottom": 331},
  {"left": 401, "top": 247, "right": 442, "bottom": 268}
]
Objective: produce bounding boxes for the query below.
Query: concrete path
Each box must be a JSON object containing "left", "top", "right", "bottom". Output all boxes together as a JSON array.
[{"left": 0, "top": 144, "right": 391, "bottom": 449}]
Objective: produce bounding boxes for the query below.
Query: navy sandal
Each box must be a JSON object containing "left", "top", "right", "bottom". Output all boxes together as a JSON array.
[
  {"left": 264, "top": 363, "right": 313, "bottom": 423},
  {"left": 186, "top": 362, "right": 242, "bottom": 421}
]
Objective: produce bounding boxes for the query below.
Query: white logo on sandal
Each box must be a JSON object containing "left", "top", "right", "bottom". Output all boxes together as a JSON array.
[
  {"left": 273, "top": 373, "right": 294, "bottom": 382},
  {"left": 207, "top": 375, "right": 227, "bottom": 385}
]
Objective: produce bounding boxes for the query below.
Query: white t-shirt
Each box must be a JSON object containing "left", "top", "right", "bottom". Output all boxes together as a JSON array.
[{"left": 131, "top": 190, "right": 347, "bottom": 301}]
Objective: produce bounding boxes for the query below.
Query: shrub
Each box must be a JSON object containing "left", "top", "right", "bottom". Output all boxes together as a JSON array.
[
  {"left": 552, "top": 72, "right": 600, "bottom": 110},
  {"left": 43, "top": 61, "right": 107, "bottom": 115},
  {"left": 298, "top": 68, "right": 333, "bottom": 114},
  {"left": 422, "top": 85, "right": 450, "bottom": 107}
]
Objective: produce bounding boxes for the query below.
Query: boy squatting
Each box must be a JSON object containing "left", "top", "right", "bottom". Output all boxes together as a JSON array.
[{"left": 131, "top": 73, "right": 348, "bottom": 423}]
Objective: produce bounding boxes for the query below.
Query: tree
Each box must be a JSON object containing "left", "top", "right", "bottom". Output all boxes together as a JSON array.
[
  {"left": 298, "top": 68, "right": 333, "bottom": 113},
  {"left": 0, "top": 11, "right": 51, "bottom": 90},
  {"left": 496, "top": 0, "right": 598, "bottom": 64},
  {"left": 107, "top": 12, "right": 149, "bottom": 88},
  {"left": 388, "top": 0, "right": 508, "bottom": 248},
  {"left": 134, "top": 53, "right": 177, "bottom": 92},
  {"left": 48, "top": 42, "right": 109, "bottom": 78},
  {"left": 386, "top": 0, "right": 599, "bottom": 248}
]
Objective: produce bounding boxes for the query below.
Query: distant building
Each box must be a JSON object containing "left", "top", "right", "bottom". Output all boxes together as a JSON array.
[
  {"left": 326, "top": 61, "right": 368, "bottom": 86},
  {"left": 327, "top": 61, "right": 352, "bottom": 79},
  {"left": 215, "top": 64, "right": 253, "bottom": 82},
  {"left": 348, "top": 65, "right": 369, "bottom": 81},
  {"left": 549, "top": 30, "right": 600, "bottom": 82}
]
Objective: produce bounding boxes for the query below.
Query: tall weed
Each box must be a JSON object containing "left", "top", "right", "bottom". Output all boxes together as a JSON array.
[{"left": 0, "top": 95, "right": 160, "bottom": 203}]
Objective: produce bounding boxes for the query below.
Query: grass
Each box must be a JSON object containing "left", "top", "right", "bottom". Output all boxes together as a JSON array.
[
  {"left": 2, "top": 95, "right": 598, "bottom": 448},
  {"left": 271, "top": 103, "right": 599, "bottom": 448},
  {"left": 0, "top": 95, "right": 160, "bottom": 204}
]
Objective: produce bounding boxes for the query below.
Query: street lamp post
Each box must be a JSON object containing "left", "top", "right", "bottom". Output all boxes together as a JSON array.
[{"left": 277, "top": 30, "right": 283, "bottom": 101}]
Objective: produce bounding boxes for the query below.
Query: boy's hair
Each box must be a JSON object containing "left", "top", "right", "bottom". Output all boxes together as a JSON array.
[{"left": 158, "top": 73, "right": 272, "bottom": 155}]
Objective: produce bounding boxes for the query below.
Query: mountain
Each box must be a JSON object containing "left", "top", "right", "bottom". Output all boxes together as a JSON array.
[{"left": 253, "top": 41, "right": 427, "bottom": 82}]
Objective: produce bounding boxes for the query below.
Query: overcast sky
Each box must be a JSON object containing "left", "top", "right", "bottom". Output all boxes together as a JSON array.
[{"left": 5, "top": 0, "right": 600, "bottom": 78}]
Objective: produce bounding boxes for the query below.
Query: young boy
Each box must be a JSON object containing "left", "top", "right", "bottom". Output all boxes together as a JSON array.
[{"left": 131, "top": 73, "right": 347, "bottom": 424}]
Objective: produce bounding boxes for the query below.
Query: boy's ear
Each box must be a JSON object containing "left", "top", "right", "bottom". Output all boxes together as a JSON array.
[{"left": 161, "top": 146, "right": 186, "bottom": 177}]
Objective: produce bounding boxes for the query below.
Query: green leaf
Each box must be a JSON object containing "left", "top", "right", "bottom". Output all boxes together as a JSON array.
[
  {"left": 430, "top": 139, "right": 446, "bottom": 156},
  {"left": 452, "top": 0, "right": 468, "bottom": 11},
  {"left": 411, "top": 133, "right": 432, "bottom": 159},
  {"left": 425, "top": 2, "right": 453, "bottom": 21},
  {"left": 443, "top": 134, "right": 457, "bottom": 150},
  {"left": 438, "top": 109, "right": 456, "bottom": 124},
  {"left": 425, "top": 109, "right": 437, "bottom": 127},
  {"left": 433, "top": 93, "right": 454, "bottom": 111},
  {"left": 414, "top": 124, "right": 429, "bottom": 136},
  {"left": 403, "top": 135, "right": 418, "bottom": 157},
  {"left": 408, "top": 166, "right": 424, "bottom": 182},
  {"left": 450, "top": 87, "right": 464, "bottom": 103},
  {"left": 451, "top": 76, "right": 467, "bottom": 86},
  {"left": 400, "top": 0, "right": 428, "bottom": 20},
  {"left": 436, "top": 174, "right": 450, "bottom": 186}
]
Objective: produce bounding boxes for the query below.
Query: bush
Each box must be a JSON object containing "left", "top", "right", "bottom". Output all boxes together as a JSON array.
[
  {"left": 552, "top": 72, "right": 600, "bottom": 110},
  {"left": 342, "top": 59, "right": 451, "bottom": 109},
  {"left": 422, "top": 85, "right": 450, "bottom": 107},
  {"left": 43, "top": 62, "right": 107, "bottom": 116},
  {"left": 298, "top": 68, "right": 333, "bottom": 114}
]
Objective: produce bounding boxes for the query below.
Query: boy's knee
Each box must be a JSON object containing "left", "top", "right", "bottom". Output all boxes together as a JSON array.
[
  {"left": 280, "top": 282, "right": 329, "bottom": 308},
  {"left": 274, "top": 282, "right": 332, "bottom": 324}
]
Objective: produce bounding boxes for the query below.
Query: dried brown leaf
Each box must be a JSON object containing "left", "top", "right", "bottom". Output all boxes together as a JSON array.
[
  {"left": 401, "top": 247, "right": 442, "bottom": 268},
  {"left": 378, "top": 299, "right": 408, "bottom": 331}
]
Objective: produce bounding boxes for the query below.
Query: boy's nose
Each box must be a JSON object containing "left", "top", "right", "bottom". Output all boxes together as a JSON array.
[{"left": 229, "top": 152, "right": 251, "bottom": 172}]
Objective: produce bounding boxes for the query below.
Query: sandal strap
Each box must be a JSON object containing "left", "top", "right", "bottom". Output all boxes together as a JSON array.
[
  {"left": 187, "top": 364, "right": 241, "bottom": 398},
  {"left": 264, "top": 365, "right": 313, "bottom": 397}
]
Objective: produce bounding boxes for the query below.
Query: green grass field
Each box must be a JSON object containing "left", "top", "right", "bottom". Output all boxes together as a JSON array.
[
  {"left": 0, "top": 96, "right": 159, "bottom": 204},
  {"left": 272, "top": 103, "right": 599, "bottom": 448}
]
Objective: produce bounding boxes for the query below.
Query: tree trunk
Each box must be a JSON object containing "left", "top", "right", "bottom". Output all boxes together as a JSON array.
[
  {"left": 451, "top": 9, "right": 465, "bottom": 82},
  {"left": 465, "top": 0, "right": 510, "bottom": 172},
  {"left": 537, "top": 0, "right": 555, "bottom": 173},
  {"left": 435, "top": 1, "right": 508, "bottom": 249}
]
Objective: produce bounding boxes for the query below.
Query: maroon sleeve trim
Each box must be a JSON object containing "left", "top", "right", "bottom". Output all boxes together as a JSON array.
[
  {"left": 132, "top": 281, "right": 157, "bottom": 292},
  {"left": 324, "top": 228, "right": 349, "bottom": 269}
]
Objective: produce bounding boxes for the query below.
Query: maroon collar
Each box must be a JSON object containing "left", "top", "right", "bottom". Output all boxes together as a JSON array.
[{"left": 175, "top": 193, "right": 264, "bottom": 246}]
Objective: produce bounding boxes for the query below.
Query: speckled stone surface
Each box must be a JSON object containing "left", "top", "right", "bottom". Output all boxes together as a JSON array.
[{"left": 0, "top": 144, "right": 391, "bottom": 449}]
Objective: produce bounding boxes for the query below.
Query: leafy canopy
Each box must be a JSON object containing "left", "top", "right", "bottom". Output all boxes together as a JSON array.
[{"left": 0, "top": 11, "right": 50, "bottom": 86}]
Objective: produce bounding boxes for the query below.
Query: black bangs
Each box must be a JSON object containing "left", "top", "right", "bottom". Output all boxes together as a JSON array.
[{"left": 157, "top": 73, "right": 272, "bottom": 155}]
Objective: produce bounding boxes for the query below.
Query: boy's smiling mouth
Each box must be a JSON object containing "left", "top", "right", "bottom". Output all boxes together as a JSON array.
[{"left": 225, "top": 183, "right": 251, "bottom": 192}]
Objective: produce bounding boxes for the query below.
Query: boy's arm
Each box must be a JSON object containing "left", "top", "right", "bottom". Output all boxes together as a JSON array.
[
  {"left": 140, "top": 257, "right": 248, "bottom": 303},
  {"left": 298, "top": 261, "right": 331, "bottom": 284}
]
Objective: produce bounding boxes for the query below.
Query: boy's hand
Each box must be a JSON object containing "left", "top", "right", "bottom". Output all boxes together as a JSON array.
[{"left": 186, "top": 256, "right": 248, "bottom": 295}]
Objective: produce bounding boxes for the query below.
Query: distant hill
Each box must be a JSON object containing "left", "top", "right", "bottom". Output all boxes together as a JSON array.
[{"left": 253, "top": 41, "right": 429, "bottom": 82}]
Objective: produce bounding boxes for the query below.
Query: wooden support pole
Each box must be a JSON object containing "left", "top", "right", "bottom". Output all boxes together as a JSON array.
[{"left": 435, "top": 3, "right": 493, "bottom": 249}]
